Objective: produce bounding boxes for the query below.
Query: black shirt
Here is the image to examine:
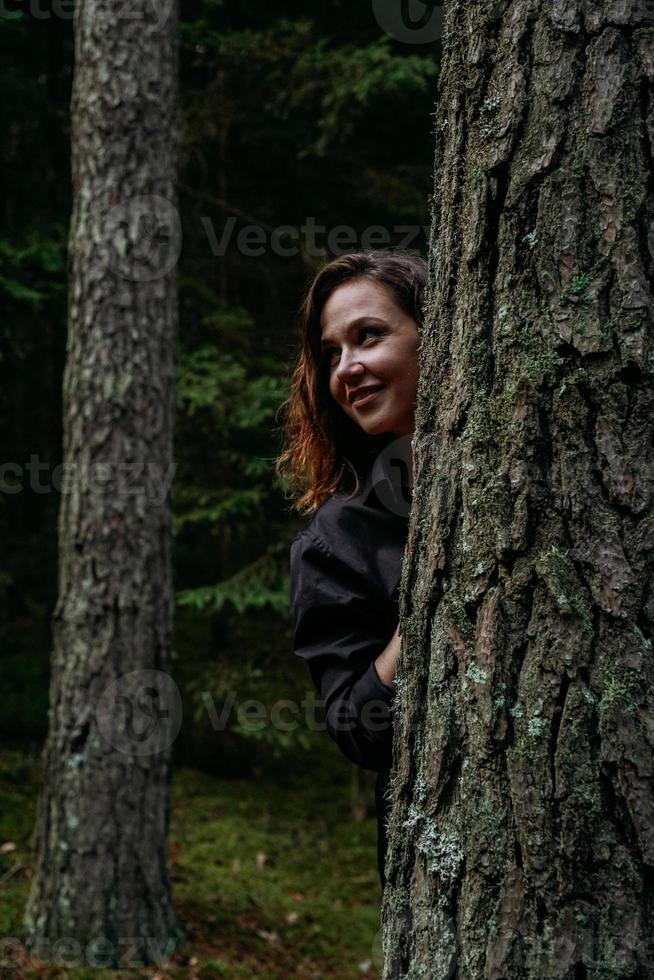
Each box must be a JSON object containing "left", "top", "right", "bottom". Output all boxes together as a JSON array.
[{"left": 289, "top": 445, "right": 412, "bottom": 888}]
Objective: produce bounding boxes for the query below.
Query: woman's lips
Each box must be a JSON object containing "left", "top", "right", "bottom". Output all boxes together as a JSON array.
[{"left": 351, "top": 385, "right": 385, "bottom": 408}]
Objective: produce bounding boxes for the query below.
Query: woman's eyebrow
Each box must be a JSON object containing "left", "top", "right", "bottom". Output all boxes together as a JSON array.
[{"left": 320, "top": 316, "right": 385, "bottom": 348}]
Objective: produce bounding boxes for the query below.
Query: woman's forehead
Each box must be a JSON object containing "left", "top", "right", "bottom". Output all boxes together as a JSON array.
[{"left": 320, "top": 279, "right": 399, "bottom": 335}]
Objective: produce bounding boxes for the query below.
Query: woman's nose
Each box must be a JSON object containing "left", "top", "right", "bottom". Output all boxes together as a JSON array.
[{"left": 335, "top": 349, "right": 364, "bottom": 384}]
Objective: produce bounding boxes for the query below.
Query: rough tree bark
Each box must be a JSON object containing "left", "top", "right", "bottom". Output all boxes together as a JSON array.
[
  {"left": 24, "top": 0, "right": 182, "bottom": 968},
  {"left": 383, "top": 1, "right": 654, "bottom": 977}
]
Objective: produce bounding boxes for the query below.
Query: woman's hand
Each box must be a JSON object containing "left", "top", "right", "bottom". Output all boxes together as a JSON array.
[{"left": 374, "top": 624, "right": 401, "bottom": 688}]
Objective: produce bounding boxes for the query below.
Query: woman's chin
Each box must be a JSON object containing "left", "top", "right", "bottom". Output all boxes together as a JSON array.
[{"left": 360, "top": 417, "right": 394, "bottom": 437}]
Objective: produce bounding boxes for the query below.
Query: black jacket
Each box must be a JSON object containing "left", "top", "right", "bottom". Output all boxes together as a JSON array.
[{"left": 289, "top": 446, "right": 412, "bottom": 888}]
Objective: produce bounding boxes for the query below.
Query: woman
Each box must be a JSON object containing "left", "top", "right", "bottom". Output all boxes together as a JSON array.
[{"left": 276, "top": 250, "right": 426, "bottom": 890}]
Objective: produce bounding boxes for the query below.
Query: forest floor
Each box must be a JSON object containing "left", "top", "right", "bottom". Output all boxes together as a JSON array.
[{"left": 0, "top": 746, "right": 384, "bottom": 979}]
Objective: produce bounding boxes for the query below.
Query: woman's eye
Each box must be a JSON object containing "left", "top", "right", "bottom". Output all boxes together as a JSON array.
[{"left": 322, "top": 329, "right": 381, "bottom": 365}]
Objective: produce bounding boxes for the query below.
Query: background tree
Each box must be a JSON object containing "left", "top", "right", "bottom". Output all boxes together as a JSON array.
[
  {"left": 384, "top": 2, "right": 654, "bottom": 977},
  {"left": 23, "top": 0, "right": 182, "bottom": 964}
]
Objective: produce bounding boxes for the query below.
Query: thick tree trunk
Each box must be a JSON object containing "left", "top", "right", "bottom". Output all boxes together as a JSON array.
[
  {"left": 383, "top": 2, "right": 654, "bottom": 977},
  {"left": 24, "top": 0, "right": 182, "bottom": 967}
]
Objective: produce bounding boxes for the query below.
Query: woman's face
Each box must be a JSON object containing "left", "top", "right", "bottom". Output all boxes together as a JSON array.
[{"left": 319, "top": 277, "right": 421, "bottom": 438}]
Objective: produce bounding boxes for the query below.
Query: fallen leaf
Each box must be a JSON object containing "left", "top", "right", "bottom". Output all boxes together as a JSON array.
[{"left": 0, "top": 842, "right": 17, "bottom": 854}]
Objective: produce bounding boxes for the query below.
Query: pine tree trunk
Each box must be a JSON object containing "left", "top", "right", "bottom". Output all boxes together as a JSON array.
[
  {"left": 383, "top": 2, "right": 654, "bottom": 977},
  {"left": 24, "top": 0, "right": 182, "bottom": 967}
]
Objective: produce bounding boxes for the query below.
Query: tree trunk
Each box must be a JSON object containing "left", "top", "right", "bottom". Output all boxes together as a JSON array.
[
  {"left": 383, "top": 2, "right": 654, "bottom": 977},
  {"left": 24, "top": 0, "right": 182, "bottom": 968}
]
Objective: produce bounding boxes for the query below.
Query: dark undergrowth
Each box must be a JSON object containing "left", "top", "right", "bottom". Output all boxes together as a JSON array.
[{"left": 0, "top": 746, "right": 384, "bottom": 979}]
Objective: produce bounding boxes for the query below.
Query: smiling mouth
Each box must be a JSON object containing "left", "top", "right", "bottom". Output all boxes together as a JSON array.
[{"left": 351, "top": 385, "right": 385, "bottom": 407}]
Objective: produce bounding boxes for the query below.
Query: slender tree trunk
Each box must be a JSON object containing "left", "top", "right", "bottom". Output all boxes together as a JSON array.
[
  {"left": 25, "top": 0, "right": 182, "bottom": 968},
  {"left": 384, "top": 2, "right": 654, "bottom": 977}
]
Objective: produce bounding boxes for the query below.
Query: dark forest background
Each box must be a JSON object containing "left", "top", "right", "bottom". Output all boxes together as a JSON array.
[{"left": 0, "top": 0, "right": 438, "bottom": 776}]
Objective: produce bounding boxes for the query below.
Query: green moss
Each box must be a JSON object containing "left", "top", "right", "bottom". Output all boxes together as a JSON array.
[
  {"left": 535, "top": 546, "right": 593, "bottom": 635},
  {"left": 0, "top": 748, "right": 384, "bottom": 980},
  {"left": 570, "top": 598, "right": 593, "bottom": 635},
  {"left": 443, "top": 587, "right": 475, "bottom": 646},
  {"left": 623, "top": 185, "right": 644, "bottom": 223},
  {"left": 561, "top": 270, "right": 594, "bottom": 304},
  {"left": 462, "top": 322, "right": 563, "bottom": 452},
  {"left": 537, "top": 544, "right": 572, "bottom": 569},
  {"left": 463, "top": 165, "right": 488, "bottom": 201},
  {"left": 598, "top": 675, "right": 635, "bottom": 721},
  {"left": 461, "top": 395, "right": 496, "bottom": 446},
  {"left": 508, "top": 737, "right": 536, "bottom": 763},
  {"left": 513, "top": 323, "right": 562, "bottom": 385},
  {"left": 560, "top": 255, "right": 610, "bottom": 306}
]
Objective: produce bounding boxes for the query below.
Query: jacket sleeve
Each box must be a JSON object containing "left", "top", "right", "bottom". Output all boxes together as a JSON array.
[{"left": 289, "top": 528, "right": 396, "bottom": 773}]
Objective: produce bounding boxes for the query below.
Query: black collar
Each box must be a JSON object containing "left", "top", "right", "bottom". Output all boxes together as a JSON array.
[{"left": 360, "top": 444, "right": 413, "bottom": 518}]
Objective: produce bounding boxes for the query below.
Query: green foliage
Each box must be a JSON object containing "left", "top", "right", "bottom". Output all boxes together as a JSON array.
[
  {"left": 275, "top": 35, "right": 438, "bottom": 157},
  {"left": 1, "top": 0, "right": 437, "bottom": 767},
  {"left": 177, "top": 345, "right": 248, "bottom": 417},
  {"left": 0, "top": 232, "right": 67, "bottom": 355},
  {"left": 177, "top": 543, "right": 290, "bottom": 616},
  {"left": 182, "top": 13, "right": 437, "bottom": 159},
  {"left": 173, "top": 314, "right": 291, "bottom": 621},
  {"left": 174, "top": 488, "right": 264, "bottom": 533}
]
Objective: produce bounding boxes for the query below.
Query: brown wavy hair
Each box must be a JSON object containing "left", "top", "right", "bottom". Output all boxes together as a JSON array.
[{"left": 275, "top": 250, "right": 428, "bottom": 515}]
